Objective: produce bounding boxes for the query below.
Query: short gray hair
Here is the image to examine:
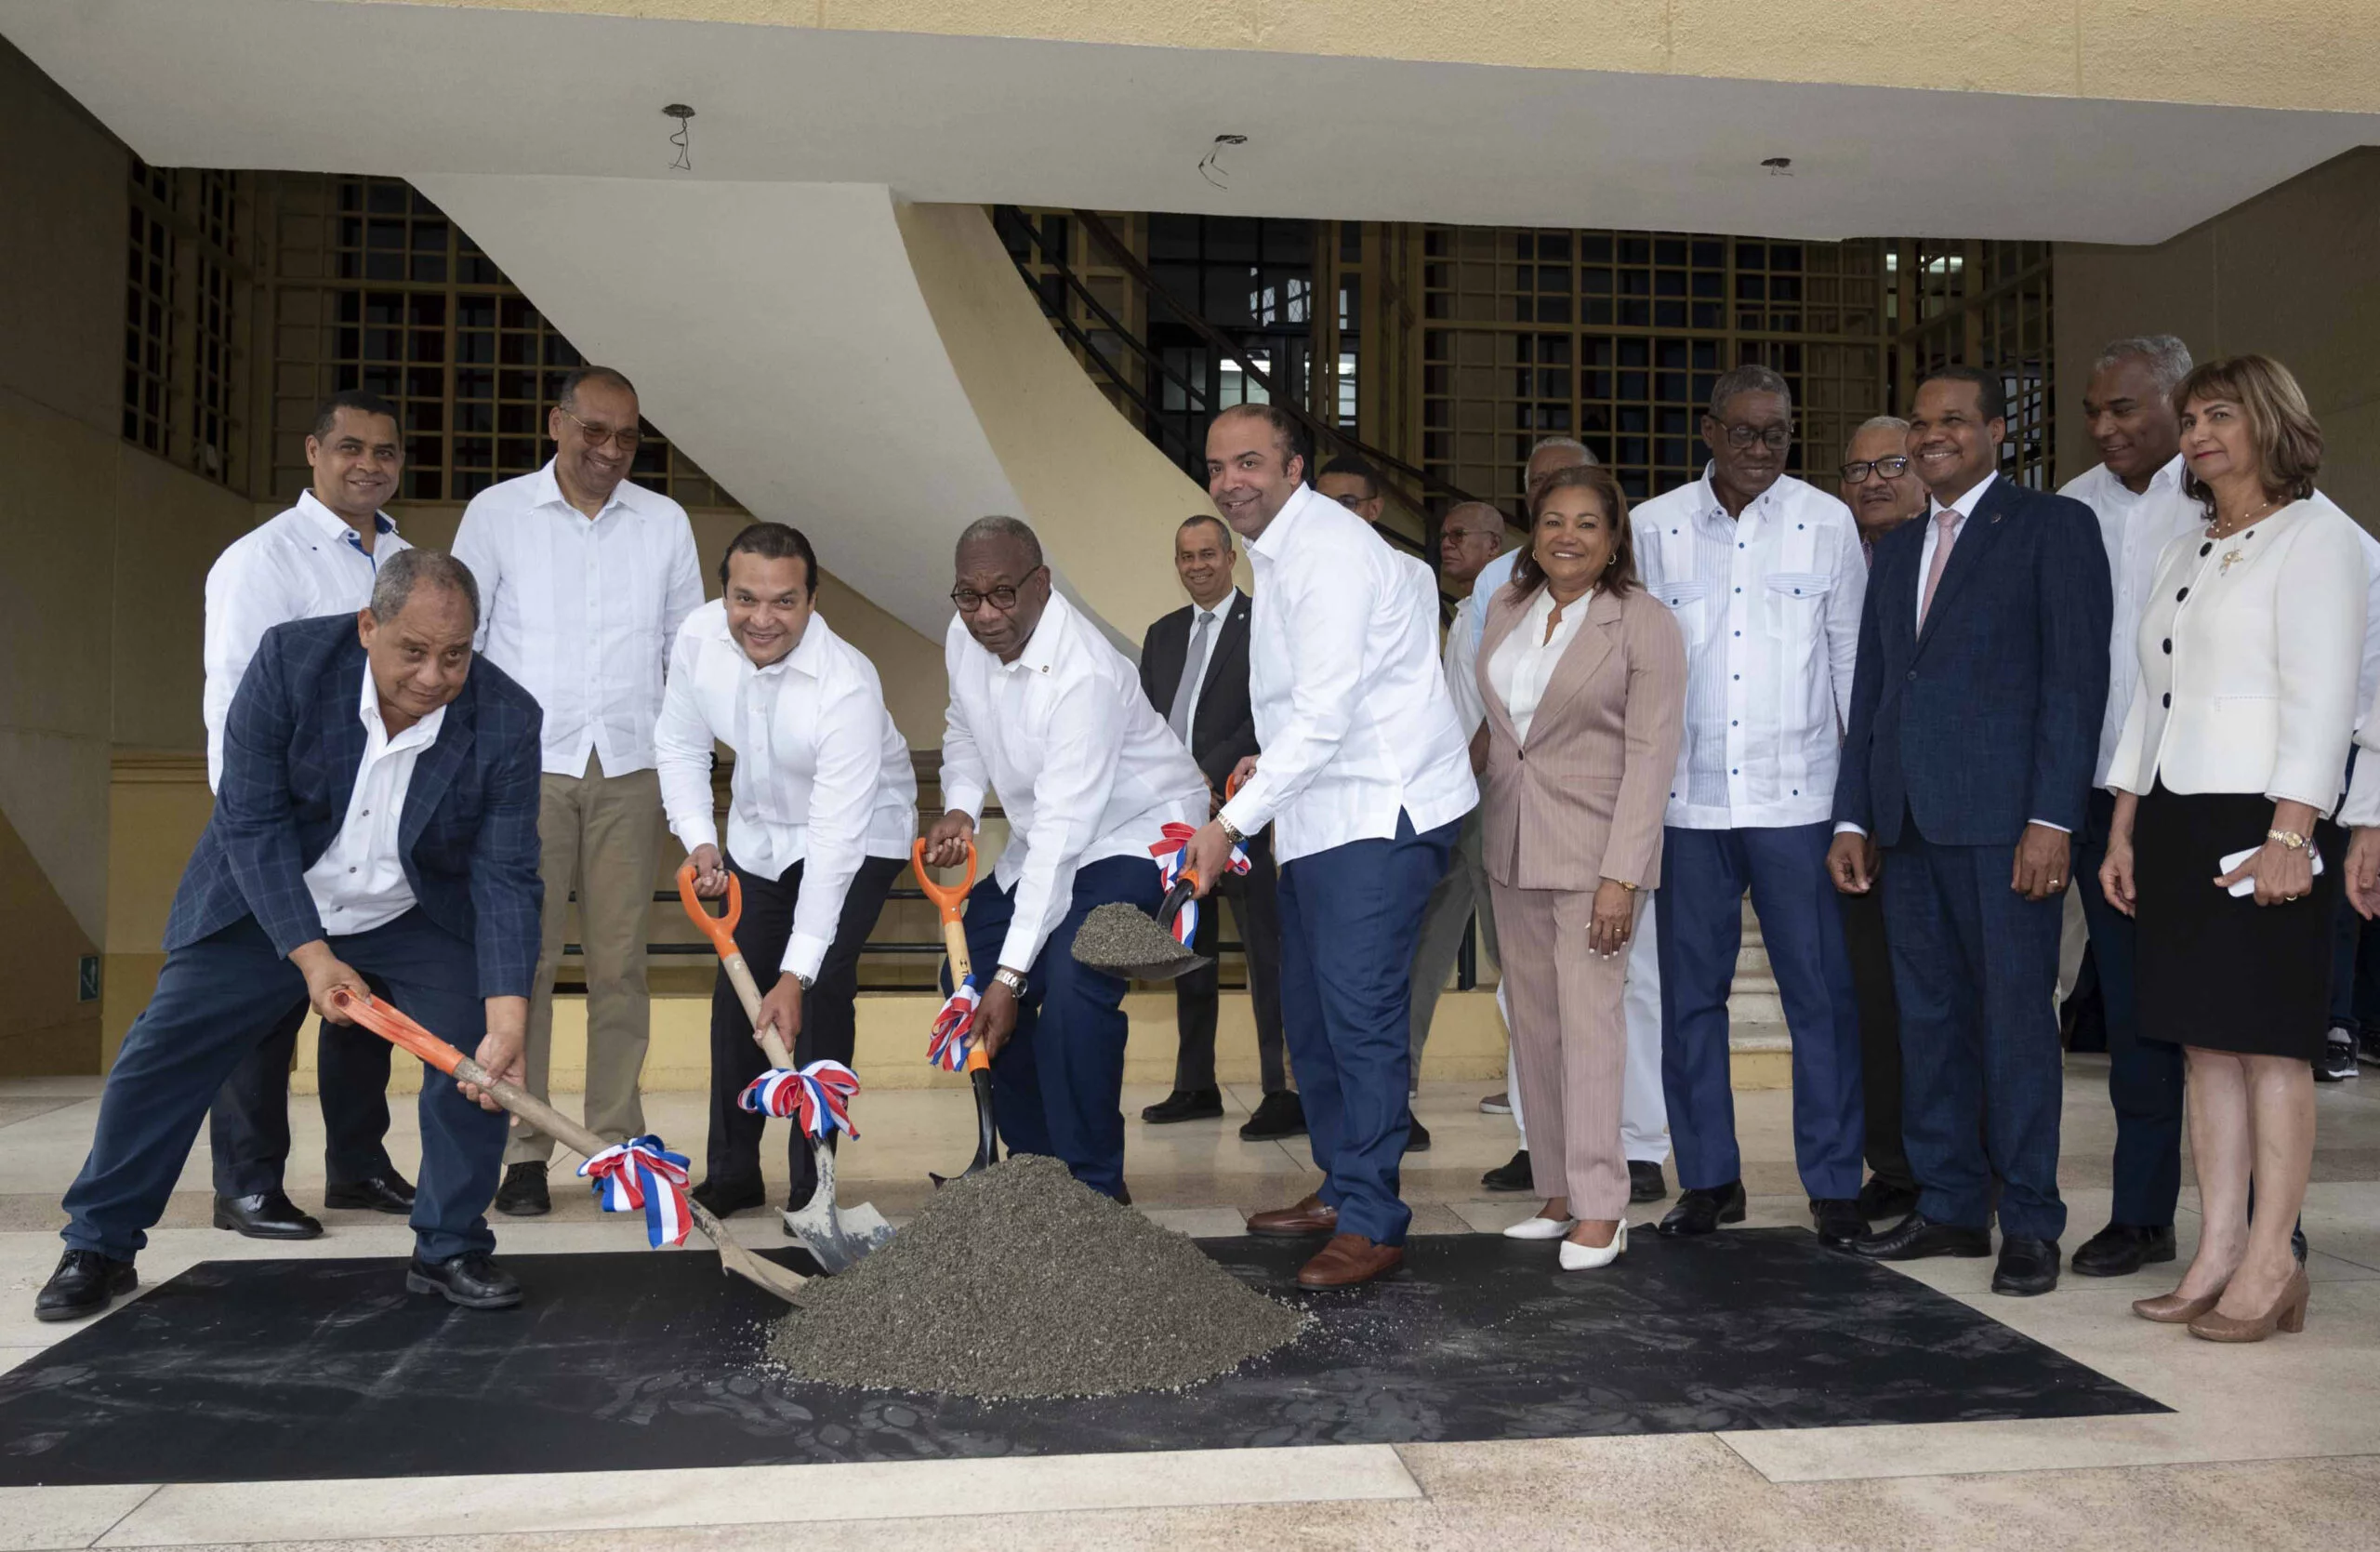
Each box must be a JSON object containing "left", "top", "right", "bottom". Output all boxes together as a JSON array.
[
  {"left": 1848, "top": 415, "right": 1911, "bottom": 449},
  {"left": 1527, "top": 436, "right": 1596, "bottom": 466},
  {"left": 2093, "top": 335, "right": 2194, "bottom": 395},
  {"left": 369, "top": 549, "right": 480, "bottom": 627},
  {"left": 1711, "top": 364, "right": 1792, "bottom": 418},
  {"left": 957, "top": 514, "right": 1043, "bottom": 570}
]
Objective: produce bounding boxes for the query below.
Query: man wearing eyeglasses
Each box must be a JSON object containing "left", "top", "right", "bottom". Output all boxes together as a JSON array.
[
  {"left": 922, "top": 517, "right": 1209, "bottom": 1201},
  {"left": 1635, "top": 365, "right": 1870, "bottom": 1252},
  {"left": 451, "top": 365, "right": 705, "bottom": 1218},
  {"left": 1834, "top": 417, "right": 1929, "bottom": 1227}
]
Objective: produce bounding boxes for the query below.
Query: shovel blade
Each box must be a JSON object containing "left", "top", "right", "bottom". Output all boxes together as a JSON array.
[
  {"left": 781, "top": 1200, "right": 894, "bottom": 1275},
  {"left": 687, "top": 1199, "right": 809, "bottom": 1306}
]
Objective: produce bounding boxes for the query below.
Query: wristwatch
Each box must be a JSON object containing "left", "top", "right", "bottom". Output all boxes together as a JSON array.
[
  {"left": 1218, "top": 814, "right": 1245, "bottom": 845},
  {"left": 992, "top": 965, "right": 1029, "bottom": 996},
  {"left": 2268, "top": 829, "right": 2308, "bottom": 851},
  {"left": 792, "top": 971, "right": 814, "bottom": 990}
]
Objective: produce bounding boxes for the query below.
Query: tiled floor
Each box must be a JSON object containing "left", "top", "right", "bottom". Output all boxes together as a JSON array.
[{"left": 2, "top": 1055, "right": 2375, "bottom": 1549}]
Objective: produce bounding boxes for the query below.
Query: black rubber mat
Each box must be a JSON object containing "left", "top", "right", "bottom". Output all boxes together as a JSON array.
[{"left": 0, "top": 1230, "right": 2162, "bottom": 1484}]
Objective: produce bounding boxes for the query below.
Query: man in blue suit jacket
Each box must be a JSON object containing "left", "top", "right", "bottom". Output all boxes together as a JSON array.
[
  {"left": 1828, "top": 366, "right": 2111, "bottom": 1297},
  {"left": 37, "top": 551, "right": 546, "bottom": 1320}
]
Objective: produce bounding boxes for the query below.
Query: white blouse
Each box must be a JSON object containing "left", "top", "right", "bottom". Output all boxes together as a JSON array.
[{"left": 1488, "top": 585, "right": 1593, "bottom": 742}]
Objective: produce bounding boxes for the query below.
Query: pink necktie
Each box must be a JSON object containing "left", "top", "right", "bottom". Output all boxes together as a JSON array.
[{"left": 1918, "top": 509, "right": 1960, "bottom": 628}]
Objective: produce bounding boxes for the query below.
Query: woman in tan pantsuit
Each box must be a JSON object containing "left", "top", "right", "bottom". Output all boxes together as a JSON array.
[{"left": 1477, "top": 463, "right": 1686, "bottom": 1270}]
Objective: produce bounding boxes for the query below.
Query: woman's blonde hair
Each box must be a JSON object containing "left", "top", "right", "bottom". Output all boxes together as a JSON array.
[{"left": 2173, "top": 353, "right": 2322, "bottom": 511}]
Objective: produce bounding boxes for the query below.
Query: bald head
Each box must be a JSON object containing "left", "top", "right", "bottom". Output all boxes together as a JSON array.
[
  {"left": 1524, "top": 439, "right": 1593, "bottom": 511},
  {"left": 1438, "top": 500, "right": 1505, "bottom": 589}
]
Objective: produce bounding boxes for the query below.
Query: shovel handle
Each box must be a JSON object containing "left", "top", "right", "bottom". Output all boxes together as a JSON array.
[
  {"left": 333, "top": 988, "right": 611, "bottom": 1159},
  {"left": 911, "top": 837, "right": 977, "bottom": 986},
  {"left": 676, "top": 862, "right": 795, "bottom": 1069}
]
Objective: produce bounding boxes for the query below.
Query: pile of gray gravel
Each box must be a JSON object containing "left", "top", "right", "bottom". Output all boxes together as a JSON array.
[
  {"left": 764, "top": 1155, "right": 1304, "bottom": 1399},
  {"left": 1071, "top": 901, "right": 1201, "bottom": 976}
]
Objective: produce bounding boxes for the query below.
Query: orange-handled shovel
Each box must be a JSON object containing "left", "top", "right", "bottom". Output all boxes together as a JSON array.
[
  {"left": 674, "top": 863, "right": 892, "bottom": 1272},
  {"left": 330, "top": 986, "right": 810, "bottom": 1306},
  {"left": 913, "top": 837, "right": 998, "bottom": 1183}
]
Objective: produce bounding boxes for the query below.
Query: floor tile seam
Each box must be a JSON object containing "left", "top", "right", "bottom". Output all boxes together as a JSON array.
[
  {"left": 84, "top": 1482, "right": 165, "bottom": 1550},
  {"left": 1717, "top": 1434, "right": 2380, "bottom": 1488}
]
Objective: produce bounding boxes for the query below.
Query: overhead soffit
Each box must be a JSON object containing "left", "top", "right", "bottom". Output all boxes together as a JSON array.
[{"left": 2, "top": 0, "right": 2376, "bottom": 242}]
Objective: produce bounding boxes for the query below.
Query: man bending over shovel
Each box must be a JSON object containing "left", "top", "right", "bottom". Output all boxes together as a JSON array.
[
  {"left": 920, "top": 517, "right": 1208, "bottom": 1200},
  {"left": 40, "top": 551, "right": 544, "bottom": 1320}
]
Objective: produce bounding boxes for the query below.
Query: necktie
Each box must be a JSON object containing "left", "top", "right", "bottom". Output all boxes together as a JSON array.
[
  {"left": 1169, "top": 611, "right": 1212, "bottom": 743},
  {"left": 1918, "top": 509, "right": 1961, "bottom": 628}
]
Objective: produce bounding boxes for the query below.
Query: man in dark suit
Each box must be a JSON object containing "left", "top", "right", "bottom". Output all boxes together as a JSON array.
[
  {"left": 1828, "top": 365, "right": 2110, "bottom": 1297},
  {"left": 37, "top": 551, "right": 546, "bottom": 1321},
  {"left": 1137, "top": 513, "right": 1300, "bottom": 1140}
]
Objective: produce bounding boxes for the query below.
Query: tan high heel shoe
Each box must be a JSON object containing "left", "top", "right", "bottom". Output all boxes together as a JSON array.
[
  {"left": 2187, "top": 1267, "right": 2310, "bottom": 1343},
  {"left": 2133, "top": 1283, "right": 2225, "bottom": 1324}
]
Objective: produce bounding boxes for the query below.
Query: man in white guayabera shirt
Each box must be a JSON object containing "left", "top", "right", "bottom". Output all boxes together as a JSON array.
[
  {"left": 200, "top": 389, "right": 417, "bottom": 1242},
  {"left": 656, "top": 523, "right": 917, "bottom": 1223},
  {"left": 451, "top": 365, "right": 704, "bottom": 1218},
  {"left": 1181, "top": 404, "right": 1477, "bottom": 1291}
]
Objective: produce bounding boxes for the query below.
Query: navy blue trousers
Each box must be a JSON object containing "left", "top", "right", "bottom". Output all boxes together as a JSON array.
[
  {"left": 1658, "top": 821, "right": 1865, "bottom": 1200},
  {"left": 1277, "top": 812, "right": 1458, "bottom": 1246},
  {"left": 958, "top": 854, "right": 1157, "bottom": 1200},
  {"left": 62, "top": 910, "right": 509, "bottom": 1264},
  {"left": 1882, "top": 827, "right": 2068, "bottom": 1242},
  {"left": 2074, "top": 788, "right": 2185, "bottom": 1227}
]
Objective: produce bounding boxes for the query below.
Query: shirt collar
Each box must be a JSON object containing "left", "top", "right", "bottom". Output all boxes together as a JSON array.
[
  {"left": 530, "top": 458, "right": 633, "bottom": 523},
  {"left": 1246, "top": 484, "right": 1320, "bottom": 562},
  {"left": 1697, "top": 464, "right": 1795, "bottom": 528},
  {"left": 356, "top": 665, "right": 444, "bottom": 752},
  {"left": 1001, "top": 591, "right": 1070, "bottom": 678},
  {"left": 1930, "top": 470, "right": 1998, "bottom": 524},
  {"left": 1190, "top": 590, "right": 1236, "bottom": 625},
  {"left": 297, "top": 489, "right": 396, "bottom": 549}
]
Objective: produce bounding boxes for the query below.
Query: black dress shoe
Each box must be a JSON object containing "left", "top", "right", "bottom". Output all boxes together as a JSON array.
[
  {"left": 213, "top": 1190, "right": 324, "bottom": 1240},
  {"left": 324, "top": 1173, "right": 416, "bottom": 1214},
  {"left": 1141, "top": 1087, "right": 1225, "bottom": 1123},
  {"left": 493, "top": 1161, "right": 550, "bottom": 1217},
  {"left": 1239, "top": 1090, "right": 1307, "bottom": 1140},
  {"left": 35, "top": 1250, "right": 137, "bottom": 1322},
  {"left": 1811, "top": 1198, "right": 1867, "bottom": 1249},
  {"left": 1482, "top": 1148, "right": 1532, "bottom": 1191},
  {"left": 1851, "top": 1211, "right": 1992, "bottom": 1261},
  {"left": 405, "top": 1251, "right": 523, "bottom": 1309},
  {"left": 1991, "top": 1237, "right": 2062, "bottom": 1295},
  {"left": 1856, "top": 1175, "right": 1921, "bottom": 1223},
  {"left": 690, "top": 1177, "right": 767, "bottom": 1218},
  {"left": 2069, "top": 1222, "right": 2177, "bottom": 1278},
  {"left": 1404, "top": 1119, "right": 1432, "bottom": 1152},
  {"left": 1629, "top": 1161, "right": 1669, "bottom": 1203},
  {"left": 1657, "top": 1180, "right": 1747, "bottom": 1237}
]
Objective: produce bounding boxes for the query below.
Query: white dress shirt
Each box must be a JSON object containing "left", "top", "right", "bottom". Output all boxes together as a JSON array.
[
  {"left": 302, "top": 670, "right": 444, "bottom": 936},
  {"left": 654, "top": 603, "right": 919, "bottom": 982},
  {"left": 1174, "top": 591, "right": 1236, "bottom": 734},
  {"left": 941, "top": 591, "right": 1208, "bottom": 975},
  {"left": 1488, "top": 585, "right": 1593, "bottom": 742},
  {"left": 2109, "top": 499, "right": 2363, "bottom": 816},
  {"left": 203, "top": 492, "right": 408, "bottom": 791},
  {"left": 2060, "top": 456, "right": 2202, "bottom": 789},
  {"left": 1634, "top": 469, "right": 1865, "bottom": 829},
  {"left": 1466, "top": 547, "right": 1519, "bottom": 657},
  {"left": 1218, "top": 484, "right": 1477, "bottom": 863},
  {"left": 451, "top": 459, "right": 705, "bottom": 777},
  {"left": 1443, "top": 591, "right": 1488, "bottom": 740}
]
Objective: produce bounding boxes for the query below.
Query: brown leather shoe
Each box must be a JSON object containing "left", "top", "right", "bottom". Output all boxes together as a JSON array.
[
  {"left": 1247, "top": 1193, "right": 1338, "bottom": 1237},
  {"left": 1298, "top": 1233, "right": 1405, "bottom": 1288}
]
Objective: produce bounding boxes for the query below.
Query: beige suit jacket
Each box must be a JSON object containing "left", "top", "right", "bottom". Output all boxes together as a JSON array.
[{"left": 1476, "top": 582, "right": 1686, "bottom": 892}]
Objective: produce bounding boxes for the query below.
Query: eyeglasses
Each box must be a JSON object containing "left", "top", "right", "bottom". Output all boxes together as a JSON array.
[
  {"left": 950, "top": 570, "right": 1043, "bottom": 613},
  {"left": 557, "top": 406, "right": 642, "bottom": 452},
  {"left": 1840, "top": 456, "right": 1912, "bottom": 483},
  {"left": 1718, "top": 422, "right": 1792, "bottom": 453}
]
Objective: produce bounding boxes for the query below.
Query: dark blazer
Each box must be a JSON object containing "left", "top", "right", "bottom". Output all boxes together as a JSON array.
[
  {"left": 1834, "top": 475, "right": 2111, "bottom": 848},
  {"left": 165, "top": 614, "right": 547, "bottom": 999},
  {"left": 1140, "top": 590, "right": 1258, "bottom": 795}
]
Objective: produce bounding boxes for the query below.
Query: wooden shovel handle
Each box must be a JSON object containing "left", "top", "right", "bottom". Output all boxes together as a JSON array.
[
  {"left": 677, "top": 862, "right": 796, "bottom": 1068},
  {"left": 332, "top": 988, "right": 613, "bottom": 1160}
]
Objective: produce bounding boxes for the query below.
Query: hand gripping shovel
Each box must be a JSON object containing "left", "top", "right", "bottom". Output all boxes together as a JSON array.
[
  {"left": 914, "top": 837, "right": 998, "bottom": 1185},
  {"left": 331, "top": 987, "right": 809, "bottom": 1306},
  {"left": 675, "top": 863, "right": 892, "bottom": 1274}
]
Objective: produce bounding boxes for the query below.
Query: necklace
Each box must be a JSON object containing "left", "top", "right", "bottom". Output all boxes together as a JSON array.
[{"left": 2209, "top": 497, "right": 2280, "bottom": 540}]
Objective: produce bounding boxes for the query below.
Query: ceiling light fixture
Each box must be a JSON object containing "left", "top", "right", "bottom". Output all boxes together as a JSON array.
[
  {"left": 1199, "top": 133, "right": 1249, "bottom": 190},
  {"left": 663, "top": 103, "right": 696, "bottom": 172}
]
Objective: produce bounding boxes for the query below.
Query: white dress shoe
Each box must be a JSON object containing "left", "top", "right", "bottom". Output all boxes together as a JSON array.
[
  {"left": 1502, "top": 1215, "right": 1577, "bottom": 1240},
  {"left": 1559, "top": 1219, "right": 1629, "bottom": 1269}
]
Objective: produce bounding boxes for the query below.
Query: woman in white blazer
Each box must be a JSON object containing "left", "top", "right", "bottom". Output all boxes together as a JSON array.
[{"left": 2099, "top": 355, "right": 2360, "bottom": 1343}]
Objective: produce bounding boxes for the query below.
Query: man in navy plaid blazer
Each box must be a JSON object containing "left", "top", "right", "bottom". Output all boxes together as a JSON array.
[{"left": 38, "top": 551, "right": 548, "bottom": 1321}]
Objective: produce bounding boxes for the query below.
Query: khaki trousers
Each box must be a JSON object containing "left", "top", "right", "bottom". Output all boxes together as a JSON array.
[
  {"left": 1491, "top": 879, "right": 1640, "bottom": 1220},
  {"left": 507, "top": 750, "right": 661, "bottom": 1167}
]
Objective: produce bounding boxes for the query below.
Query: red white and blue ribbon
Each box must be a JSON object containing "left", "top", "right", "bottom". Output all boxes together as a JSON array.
[
  {"left": 577, "top": 1134, "right": 692, "bottom": 1248},
  {"left": 1149, "top": 822, "right": 1249, "bottom": 948},
  {"left": 928, "top": 975, "right": 981, "bottom": 1071},
  {"left": 739, "top": 1059, "right": 863, "bottom": 1141}
]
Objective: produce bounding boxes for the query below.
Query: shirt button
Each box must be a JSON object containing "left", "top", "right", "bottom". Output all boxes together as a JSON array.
[
  {"left": 349, "top": 866, "right": 358, "bottom": 873},
  {"left": 2162, "top": 640, "right": 2172, "bottom": 654},
  {"left": 2199, "top": 542, "right": 2213, "bottom": 556},
  {"left": 2162, "top": 693, "right": 2172, "bottom": 708},
  {"left": 2177, "top": 588, "right": 2189, "bottom": 602},
  {"left": 1907, "top": 670, "right": 1918, "bottom": 682}
]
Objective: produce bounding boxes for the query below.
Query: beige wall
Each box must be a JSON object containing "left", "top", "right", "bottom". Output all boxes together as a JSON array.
[{"left": 2055, "top": 149, "right": 2380, "bottom": 523}]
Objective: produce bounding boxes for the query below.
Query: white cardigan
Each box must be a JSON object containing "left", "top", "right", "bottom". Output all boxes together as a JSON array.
[{"left": 2108, "top": 498, "right": 2364, "bottom": 816}]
